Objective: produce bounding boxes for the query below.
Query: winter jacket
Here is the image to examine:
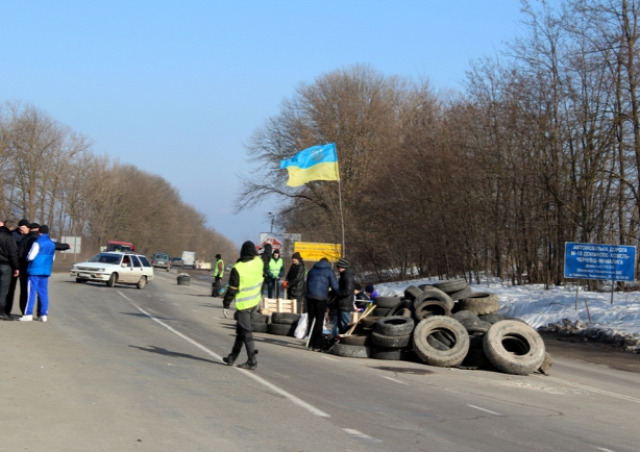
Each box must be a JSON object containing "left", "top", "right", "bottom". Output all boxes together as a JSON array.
[
  {"left": 285, "top": 262, "right": 306, "bottom": 301},
  {"left": 224, "top": 241, "right": 261, "bottom": 309},
  {"left": 27, "top": 233, "right": 55, "bottom": 276},
  {"left": 0, "top": 226, "right": 19, "bottom": 270},
  {"left": 335, "top": 267, "right": 357, "bottom": 312},
  {"left": 306, "top": 259, "right": 339, "bottom": 301},
  {"left": 261, "top": 243, "right": 273, "bottom": 277}
]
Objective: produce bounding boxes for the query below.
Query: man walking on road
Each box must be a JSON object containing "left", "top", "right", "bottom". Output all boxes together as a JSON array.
[
  {"left": 212, "top": 253, "right": 224, "bottom": 297},
  {"left": 221, "top": 241, "right": 263, "bottom": 370}
]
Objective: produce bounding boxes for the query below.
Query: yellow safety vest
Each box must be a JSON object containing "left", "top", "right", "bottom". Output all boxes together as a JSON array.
[
  {"left": 268, "top": 257, "right": 283, "bottom": 277},
  {"left": 214, "top": 259, "right": 224, "bottom": 278},
  {"left": 233, "top": 256, "right": 264, "bottom": 310}
]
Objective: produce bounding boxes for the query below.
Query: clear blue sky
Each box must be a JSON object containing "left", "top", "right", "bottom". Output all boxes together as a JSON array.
[{"left": 0, "top": 0, "right": 524, "bottom": 246}]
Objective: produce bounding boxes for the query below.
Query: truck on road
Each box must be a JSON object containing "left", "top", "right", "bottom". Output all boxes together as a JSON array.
[{"left": 181, "top": 251, "right": 196, "bottom": 269}]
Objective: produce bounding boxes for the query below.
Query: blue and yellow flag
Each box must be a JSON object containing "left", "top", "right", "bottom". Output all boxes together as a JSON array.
[{"left": 280, "top": 143, "right": 340, "bottom": 187}]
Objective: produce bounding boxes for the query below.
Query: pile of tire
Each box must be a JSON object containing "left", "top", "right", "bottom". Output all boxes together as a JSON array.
[
  {"left": 267, "top": 312, "right": 301, "bottom": 337},
  {"left": 335, "top": 279, "right": 550, "bottom": 375},
  {"left": 176, "top": 273, "right": 191, "bottom": 286}
]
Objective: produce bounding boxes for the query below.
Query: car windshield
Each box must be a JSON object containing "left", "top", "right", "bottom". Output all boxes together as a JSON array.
[{"left": 89, "top": 253, "right": 122, "bottom": 265}]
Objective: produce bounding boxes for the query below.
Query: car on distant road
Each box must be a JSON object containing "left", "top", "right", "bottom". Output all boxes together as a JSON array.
[
  {"left": 70, "top": 252, "right": 154, "bottom": 289},
  {"left": 152, "top": 252, "right": 171, "bottom": 271},
  {"left": 171, "top": 256, "right": 183, "bottom": 267}
]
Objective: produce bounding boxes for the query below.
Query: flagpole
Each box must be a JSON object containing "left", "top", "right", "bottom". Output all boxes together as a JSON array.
[{"left": 338, "top": 177, "right": 345, "bottom": 257}]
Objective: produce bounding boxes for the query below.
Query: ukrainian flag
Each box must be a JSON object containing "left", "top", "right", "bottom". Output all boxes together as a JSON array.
[{"left": 280, "top": 143, "right": 340, "bottom": 187}]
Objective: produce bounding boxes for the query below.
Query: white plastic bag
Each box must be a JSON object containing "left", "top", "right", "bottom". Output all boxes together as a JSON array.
[{"left": 294, "top": 313, "right": 309, "bottom": 339}]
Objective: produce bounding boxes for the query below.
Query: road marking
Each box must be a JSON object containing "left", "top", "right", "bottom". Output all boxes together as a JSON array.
[
  {"left": 382, "top": 376, "right": 406, "bottom": 385},
  {"left": 343, "top": 428, "right": 381, "bottom": 443},
  {"left": 467, "top": 404, "right": 502, "bottom": 416},
  {"left": 591, "top": 447, "right": 617, "bottom": 452},
  {"left": 546, "top": 376, "right": 640, "bottom": 404},
  {"left": 119, "top": 293, "right": 331, "bottom": 418}
]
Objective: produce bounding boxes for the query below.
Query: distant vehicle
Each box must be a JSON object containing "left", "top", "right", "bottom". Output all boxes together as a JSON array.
[
  {"left": 151, "top": 252, "right": 171, "bottom": 271},
  {"left": 181, "top": 251, "right": 196, "bottom": 269},
  {"left": 106, "top": 240, "right": 136, "bottom": 252},
  {"left": 171, "top": 257, "right": 183, "bottom": 267},
  {"left": 70, "top": 252, "right": 154, "bottom": 289}
]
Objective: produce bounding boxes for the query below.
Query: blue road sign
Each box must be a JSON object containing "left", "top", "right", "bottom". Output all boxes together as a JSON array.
[{"left": 564, "top": 242, "right": 636, "bottom": 281}]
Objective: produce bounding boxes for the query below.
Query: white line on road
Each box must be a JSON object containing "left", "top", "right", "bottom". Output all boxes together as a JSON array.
[
  {"left": 382, "top": 376, "right": 406, "bottom": 384},
  {"left": 467, "top": 404, "right": 502, "bottom": 416},
  {"left": 119, "top": 292, "right": 331, "bottom": 418},
  {"left": 343, "top": 428, "right": 381, "bottom": 443},
  {"left": 591, "top": 447, "right": 617, "bottom": 452},
  {"left": 546, "top": 376, "right": 640, "bottom": 404}
]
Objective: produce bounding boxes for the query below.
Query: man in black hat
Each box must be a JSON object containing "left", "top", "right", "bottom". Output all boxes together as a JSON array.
[{"left": 334, "top": 258, "right": 356, "bottom": 334}]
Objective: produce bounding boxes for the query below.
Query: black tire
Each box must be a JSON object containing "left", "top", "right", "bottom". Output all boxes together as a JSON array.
[
  {"left": 483, "top": 320, "right": 546, "bottom": 375},
  {"left": 374, "top": 307, "right": 392, "bottom": 316},
  {"left": 417, "top": 287, "right": 454, "bottom": 310},
  {"left": 106, "top": 273, "right": 117, "bottom": 287},
  {"left": 413, "top": 316, "right": 470, "bottom": 367},
  {"left": 251, "top": 322, "right": 268, "bottom": 333},
  {"left": 75, "top": 278, "right": 86, "bottom": 283},
  {"left": 466, "top": 320, "right": 492, "bottom": 334},
  {"left": 374, "top": 316, "right": 415, "bottom": 336},
  {"left": 432, "top": 278, "right": 467, "bottom": 294},
  {"left": 177, "top": 274, "right": 191, "bottom": 286},
  {"left": 452, "top": 309, "right": 481, "bottom": 324},
  {"left": 413, "top": 299, "right": 451, "bottom": 321},
  {"left": 372, "top": 296, "right": 402, "bottom": 309},
  {"left": 359, "top": 316, "right": 384, "bottom": 329},
  {"left": 371, "top": 331, "right": 411, "bottom": 348},
  {"left": 370, "top": 347, "right": 407, "bottom": 360},
  {"left": 448, "top": 286, "right": 473, "bottom": 301},
  {"left": 456, "top": 292, "right": 499, "bottom": 315},
  {"left": 136, "top": 276, "right": 147, "bottom": 289},
  {"left": 461, "top": 347, "right": 493, "bottom": 370},
  {"left": 271, "top": 312, "right": 301, "bottom": 325},
  {"left": 387, "top": 300, "right": 413, "bottom": 317},
  {"left": 251, "top": 312, "right": 269, "bottom": 324},
  {"left": 479, "top": 313, "right": 505, "bottom": 324},
  {"left": 330, "top": 343, "right": 369, "bottom": 358},
  {"left": 339, "top": 334, "right": 370, "bottom": 346},
  {"left": 404, "top": 285, "right": 423, "bottom": 301},
  {"left": 267, "top": 322, "right": 296, "bottom": 336}
]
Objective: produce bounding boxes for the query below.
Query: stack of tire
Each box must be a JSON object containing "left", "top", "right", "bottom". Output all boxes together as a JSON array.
[
  {"left": 176, "top": 273, "right": 191, "bottom": 285},
  {"left": 336, "top": 279, "right": 549, "bottom": 375},
  {"left": 370, "top": 316, "right": 415, "bottom": 360},
  {"left": 267, "top": 312, "right": 301, "bottom": 337}
]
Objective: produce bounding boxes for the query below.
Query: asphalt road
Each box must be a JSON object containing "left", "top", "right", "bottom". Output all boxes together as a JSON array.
[{"left": 1, "top": 271, "right": 639, "bottom": 452}]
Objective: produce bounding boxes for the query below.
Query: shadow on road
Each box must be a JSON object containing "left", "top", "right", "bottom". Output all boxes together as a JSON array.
[{"left": 128, "top": 344, "right": 222, "bottom": 365}]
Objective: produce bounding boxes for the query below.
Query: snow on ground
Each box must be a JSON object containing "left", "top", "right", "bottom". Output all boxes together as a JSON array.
[{"left": 375, "top": 277, "right": 640, "bottom": 338}]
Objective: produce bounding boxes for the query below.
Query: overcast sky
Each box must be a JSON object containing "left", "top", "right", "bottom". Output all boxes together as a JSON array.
[{"left": 0, "top": 0, "right": 525, "bottom": 246}]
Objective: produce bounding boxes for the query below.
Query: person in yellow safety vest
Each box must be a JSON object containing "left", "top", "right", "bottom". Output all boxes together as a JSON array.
[
  {"left": 211, "top": 253, "right": 224, "bottom": 297},
  {"left": 222, "top": 241, "right": 263, "bottom": 370},
  {"left": 266, "top": 248, "right": 284, "bottom": 298}
]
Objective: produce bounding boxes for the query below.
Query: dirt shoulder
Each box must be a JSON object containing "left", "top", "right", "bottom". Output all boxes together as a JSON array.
[{"left": 541, "top": 333, "right": 640, "bottom": 374}]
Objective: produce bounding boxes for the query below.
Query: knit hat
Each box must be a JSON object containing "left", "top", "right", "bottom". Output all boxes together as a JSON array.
[
  {"left": 240, "top": 241, "right": 257, "bottom": 258},
  {"left": 291, "top": 252, "right": 302, "bottom": 261},
  {"left": 215, "top": 254, "right": 221, "bottom": 259},
  {"left": 336, "top": 258, "right": 348, "bottom": 268},
  {"left": 18, "top": 219, "right": 30, "bottom": 227},
  {"left": 39, "top": 225, "right": 49, "bottom": 234},
  {"left": 273, "top": 249, "right": 280, "bottom": 255},
  {"left": 29, "top": 223, "right": 40, "bottom": 229}
]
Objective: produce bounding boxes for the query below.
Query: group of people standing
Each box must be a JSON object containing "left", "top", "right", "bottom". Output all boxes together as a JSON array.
[
  {"left": 221, "top": 240, "right": 374, "bottom": 370},
  {"left": 0, "top": 219, "right": 62, "bottom": 322}
]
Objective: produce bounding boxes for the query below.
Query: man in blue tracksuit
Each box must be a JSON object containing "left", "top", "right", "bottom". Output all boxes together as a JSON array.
[{"left": 19, "top": 225, "right": 55, "bottom": 322}]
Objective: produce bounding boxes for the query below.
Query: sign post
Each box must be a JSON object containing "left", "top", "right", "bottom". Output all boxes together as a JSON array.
[{"left": 564, "top": 242, "right": 636, "bottom": 304}]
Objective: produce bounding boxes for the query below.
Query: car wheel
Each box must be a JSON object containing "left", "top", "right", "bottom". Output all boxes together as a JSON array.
[
  {"left": 137, "top": 276, "right": 147, "bottom": 289},
  {"left": 106, "top": 273, "right": 117, "bottom": 287},
  {"left": 75, "top": 278, "right": 85, "bottom": 283}
]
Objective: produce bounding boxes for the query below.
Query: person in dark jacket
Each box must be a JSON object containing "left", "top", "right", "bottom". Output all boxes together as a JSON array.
[
  {"left": 260, "top": 243, "right": 273, "bottom": 296},
  {"left": 305, "top": 258, "right": 339, "bottom": 351},
  {"left": 0, "top": 222, "right": 20, "bottom": 321},
  {"left": 334, "top": 258, "right": 357, "bottom": 334},
  {"left": 4, "top": 219, "right": 28, "bottom": 317},
  {"left": 284, "top": 252, "right": 306, "bottom": 313}
]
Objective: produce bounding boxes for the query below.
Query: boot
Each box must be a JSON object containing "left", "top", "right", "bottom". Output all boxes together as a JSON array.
[
  {"left": 237, "top": 356, "right": 257, "bottom": 370},
  {"left": 222, "top": 353, "right": 238, "bottom": 366}
]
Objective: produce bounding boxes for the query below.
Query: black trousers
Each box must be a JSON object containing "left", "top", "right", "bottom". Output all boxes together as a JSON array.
[
  {"left": 306, "top": 298, "right": 328, "bottom": 349},
  {"left": 229, "top": 305, "right": 257, "bottom": 362}
]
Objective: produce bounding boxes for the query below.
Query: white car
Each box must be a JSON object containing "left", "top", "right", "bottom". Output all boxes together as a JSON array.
[{"left": 70, "top": 252, "right": 154, "bottom": 289}]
